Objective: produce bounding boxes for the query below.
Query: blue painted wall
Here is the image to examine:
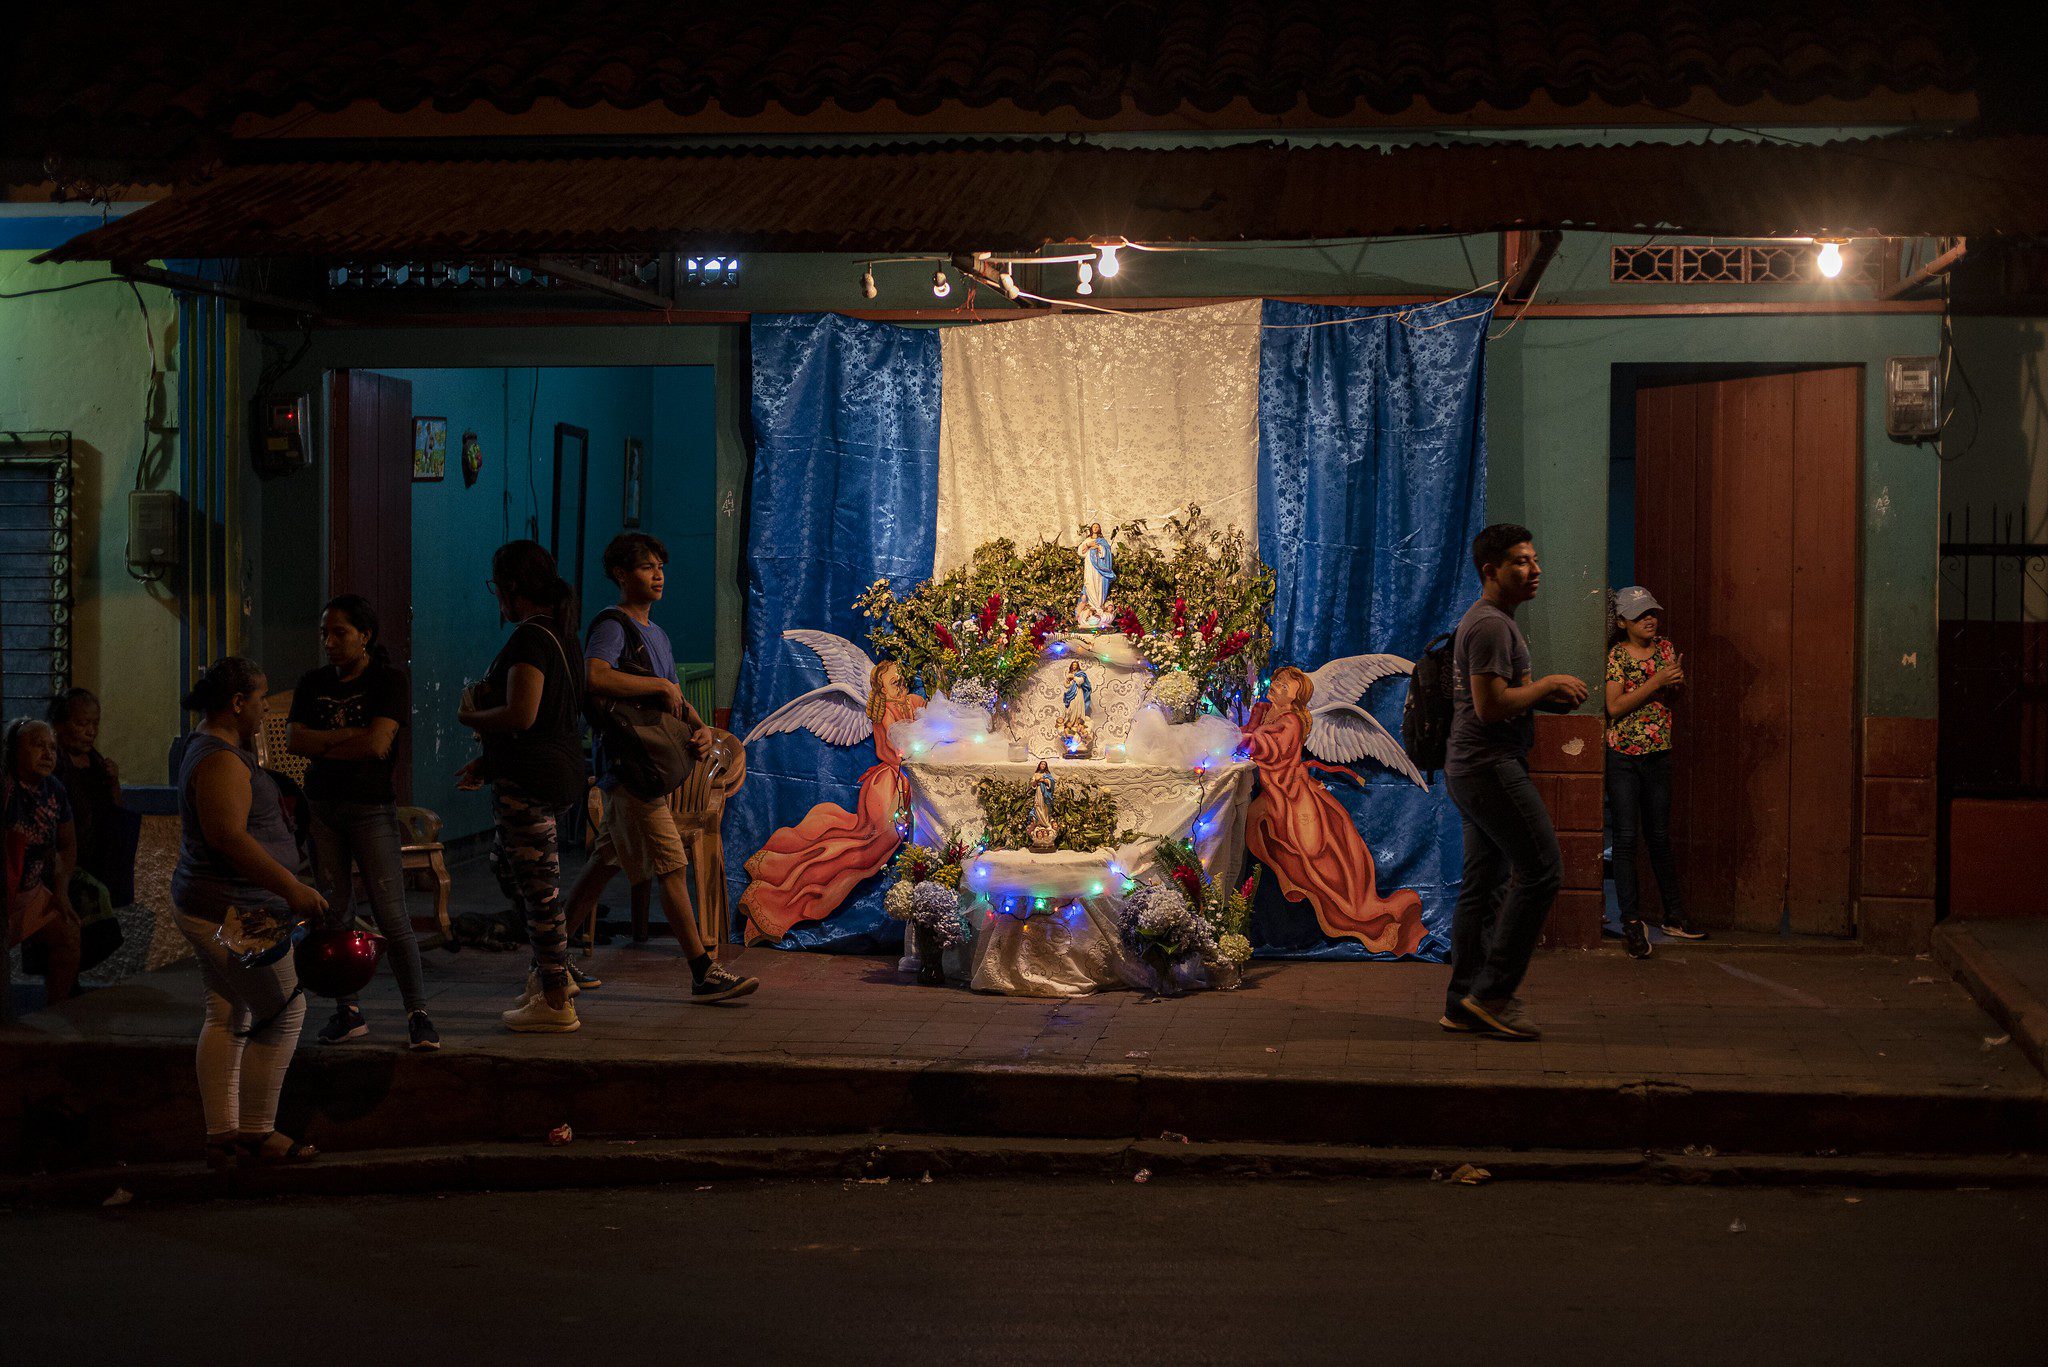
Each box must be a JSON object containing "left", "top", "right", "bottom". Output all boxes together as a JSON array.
[{"left": 377, "top": 364, "right": 714, "bottom": 839}]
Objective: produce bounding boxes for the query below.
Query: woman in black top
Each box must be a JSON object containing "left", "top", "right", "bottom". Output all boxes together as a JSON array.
[
  {"left": 457, "top": 541, "right": 586, "bottom": 1033},
  {"left": 46, "top": 688, "right": 134, "bottom": 907},
  {"left": 288, "top": 595, "right": 439, "bottom": 1051}
]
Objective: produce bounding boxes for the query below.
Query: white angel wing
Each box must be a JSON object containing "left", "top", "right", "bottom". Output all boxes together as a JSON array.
[
  {"left": 1305, "top": 653, "right": 1413, "bottom": 706},
  {"left": 783, "top": 629, "right": 876, "bottom": 696},
  {"left": 1306, "top": 702, "right": 1429, "bottom": 790},
  {"left": 741, "top": 683, "right": 875, "bottom": 749}
]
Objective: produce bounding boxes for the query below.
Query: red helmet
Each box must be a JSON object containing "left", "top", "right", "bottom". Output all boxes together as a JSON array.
[{"left": 295, "top": 926, "right": 386, "bottom": 999}]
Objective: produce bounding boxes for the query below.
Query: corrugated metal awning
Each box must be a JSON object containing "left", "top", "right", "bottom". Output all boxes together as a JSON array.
[{"left": 44, "top": 135, "right": 2048, "bottom": 262}]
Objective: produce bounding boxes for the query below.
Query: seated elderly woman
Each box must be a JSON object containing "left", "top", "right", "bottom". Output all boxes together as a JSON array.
[{"left": 3, "top": 717, "right": 83, "bottom": 1009}]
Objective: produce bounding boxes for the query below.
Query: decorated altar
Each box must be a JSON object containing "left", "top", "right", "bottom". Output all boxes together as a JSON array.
[{"left": 722, "top": 297, "right": 1493, "bottom": 995}]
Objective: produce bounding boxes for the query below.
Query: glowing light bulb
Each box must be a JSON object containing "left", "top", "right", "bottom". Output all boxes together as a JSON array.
[
  {"left": 1097, "top": 243, "right": 1121, "bottom": 278},
  {"left": 999, "top": 270, "right": 1019, "bottom": 300},
  {"left": 1816, "top": 241, "right": 1844, "bottom": 278},
  {"left": 932, "top": 269, "right": 952, "bottom": 299},
  {"left": 1077, "top": 261, "right": 1094, "bottom": 295}
]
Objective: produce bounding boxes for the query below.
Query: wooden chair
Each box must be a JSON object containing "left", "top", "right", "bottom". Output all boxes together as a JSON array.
[
  {"left": 255, "top": 690, "right": 310, "bottom": 788},
  {"left": 395, "top": 806, "right": 456, "bottom": 948},
  {"left": 675, "top": 729, "right": 747, "bottom": 947}
]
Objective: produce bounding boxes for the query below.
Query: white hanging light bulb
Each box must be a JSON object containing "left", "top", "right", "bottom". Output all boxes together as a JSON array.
[
  {"left": 1077, "top": 260, "right": 1094, "bottom": 295},
  {"left": 1096, "top": 243, "right": 1121, "bottom": 278},
  {"left": 998, "top": 269, "right": 1019, "bottom": 300},
  {"left": 931, "top": 268, "right": 952, "bottom": 299},
  {"left": 1816, "top": 240, "right": 1844, "bottom": 278},
  {"left": 861, "top": 266, "right": 877, "bottom": 300}
]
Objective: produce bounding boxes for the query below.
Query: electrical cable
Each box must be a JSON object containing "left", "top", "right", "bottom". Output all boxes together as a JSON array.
[
  {"left": 0, "top": 275, "right": 134, "bottom": 300},
  {"left": 122, "top": 278, "right": 168, "bottom": 583}
]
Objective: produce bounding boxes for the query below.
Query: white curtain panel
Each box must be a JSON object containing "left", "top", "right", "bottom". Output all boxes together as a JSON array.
[{"left": 933, "top": 298, "right": 1263, "bottom": 572}]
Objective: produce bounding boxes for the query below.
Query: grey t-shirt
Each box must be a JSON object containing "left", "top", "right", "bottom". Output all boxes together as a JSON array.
[{"left": 1447, "top": 598, "right": 1534, "bottom": 775}]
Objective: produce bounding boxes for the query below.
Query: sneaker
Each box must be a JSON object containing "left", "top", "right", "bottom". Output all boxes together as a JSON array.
[
  {"left": 407, "top": 1011, "right": 441, "bottom": 1052},
  {"left": 501, "top": 995, "right": 580, "bottom": 1033},
  {"left": 1438, "top": 1000, "right": 1482, "bottom": 1032},
  {"left": 1661, "top": 921, "right": 1708, "bottom": 941},
  {"left": 317, "top": 1004, "right": 368, "bottom": 1045},
  {"left": 1458, "top": 994, "right": 1542, "bottom": 1041},
  {"left": 1624, "top": 920, "right": 1653, "bottom": 959},
  {"left": 568, "top": 963, "right": 603, "bottom": 990},
  {"left": 690, "top": 963, "right": 760, "bottom": 1004},
  {"left": 516, "top": 968, "right": 582, "bottom": 1006}
]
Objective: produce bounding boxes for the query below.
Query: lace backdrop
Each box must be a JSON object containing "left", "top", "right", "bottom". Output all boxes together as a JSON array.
[{"left": 934, "top": 299, "right": 1262, "bottom": 572}]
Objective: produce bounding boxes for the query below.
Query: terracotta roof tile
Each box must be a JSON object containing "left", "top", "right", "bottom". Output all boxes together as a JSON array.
[{"left": 7, "top": 0, "right": 1990, "bottom": 161}]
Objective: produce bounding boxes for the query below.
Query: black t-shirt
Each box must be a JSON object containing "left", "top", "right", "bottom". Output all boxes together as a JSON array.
[
  {"left": 290, "top": 661, "right": 411, "bottom": 803},
  {"left": 1447, "top": 598, "right": 1535, "bottom": 776},
  {"left": 482, "top": 618, "right": 586, "bottom": 808}
]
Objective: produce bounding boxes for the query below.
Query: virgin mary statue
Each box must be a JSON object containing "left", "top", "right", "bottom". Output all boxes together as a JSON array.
[{"left": 1080, "top": 522, "right": 1116, "bottom": 614}]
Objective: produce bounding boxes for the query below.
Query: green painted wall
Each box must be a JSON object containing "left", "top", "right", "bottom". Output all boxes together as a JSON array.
[
  {"left": 0, "top": 254, "right": 183, "bottom": 780},
  {"left": 1486, "top": 313, "right": 1945, "bottom": 719},
  {"left": 1940, "top": 316, "right": 2048, "bottom": 621}
]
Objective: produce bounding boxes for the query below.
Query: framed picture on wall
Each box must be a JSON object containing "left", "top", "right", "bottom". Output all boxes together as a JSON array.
[
  {"left": 413, "top": 417, "right": 448, "bottom": 481},
  {"left": 622, "top": 437, "right": 646, "bottom": 528}
]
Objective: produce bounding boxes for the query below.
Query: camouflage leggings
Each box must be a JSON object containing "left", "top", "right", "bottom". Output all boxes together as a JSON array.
[{"left": 491, "top": 788, "right": 568, "bottom": 989}]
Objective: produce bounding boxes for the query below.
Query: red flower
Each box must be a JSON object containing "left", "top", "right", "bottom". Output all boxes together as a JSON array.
[
  {"left": 979, "top": 592, "right": 1001, "bottom": 635},
  {"left": 1029, "top": 613, "right": 1060, "bottom": 651},
  {"left": 1199, "top": 609, "right": 1218, "bottom": 643},
  {"left": 1172, "top": 596, "right": 1188, "bottom": 634},
  {"left": 1116, "top": 608, "right": 1145, "bottom": 638},
  {"left": 1170, "top": 865, "right": 1204, "bottom": 903},
  {"left": 1216, "top": 629, "right": 1251, "bottom": 661},
  {"left": 933, "top": 622, "right": 958, "bottom": 653},
  {"left": 1004, "top": 610, "right": 1018, "bottom": 636},
  {"left": 1238, "top": 872, "right": 1258, "bottom": 899},
  {"left": 911, "top": 859, "right": 930, "bottom": 882}
]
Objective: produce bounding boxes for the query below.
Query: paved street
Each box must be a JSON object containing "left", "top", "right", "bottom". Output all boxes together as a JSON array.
[{"left": 4, "top": 1177, "right": 2042, "bottom": 1364}]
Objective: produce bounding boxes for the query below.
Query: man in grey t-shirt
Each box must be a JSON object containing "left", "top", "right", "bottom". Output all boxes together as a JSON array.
[{"left": 1441, "top": 523, "right": 1587, "bottom": 1041}]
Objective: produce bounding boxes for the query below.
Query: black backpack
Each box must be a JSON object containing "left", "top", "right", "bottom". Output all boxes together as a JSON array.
[
  {"left": 1401, "top": 631, "right": 1457, "bottom": 776},
  {"left": 582, "top": 608, "right": 697, "bottom": 801}
]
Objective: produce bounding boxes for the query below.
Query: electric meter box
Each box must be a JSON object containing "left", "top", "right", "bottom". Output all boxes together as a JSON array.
[
  {"left": 128, "top": 489, "right": 182, "bottom": 571},
  {"left": 1885, "top": 356, "right": 1941, "bottom": 440}
]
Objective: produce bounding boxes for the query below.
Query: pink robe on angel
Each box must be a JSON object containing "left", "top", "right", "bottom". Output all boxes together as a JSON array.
[
  {"left": 741, "top": 693, "right": 924, "bottom": 942},
  {"left": 1242, "top": 706, "right": 1425, "bottom": 954}
]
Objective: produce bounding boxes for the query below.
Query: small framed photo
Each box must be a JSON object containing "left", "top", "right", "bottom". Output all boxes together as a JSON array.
[
  {"left": 413, "top": 416, "right": 448, "bottom": 481},
  {"left": 622, "top": 437, "right": 646, "bottom": 527}
]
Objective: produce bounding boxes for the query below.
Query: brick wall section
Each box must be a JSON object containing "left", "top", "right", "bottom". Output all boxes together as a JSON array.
[
  {"left": 1861, "top": 716, "right": 1937, "bottom": 953},
  {"left": 1527, "top": 713, "right": 1606, "bottom": 950}
]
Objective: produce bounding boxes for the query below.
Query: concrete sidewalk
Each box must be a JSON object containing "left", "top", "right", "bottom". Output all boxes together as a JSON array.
[
  {"left": 6, "top": 926, "right": 2043, "bottom": 1169},
  {"left": 1934, "top": 920, "right": 2048, "bottom": 1079}
]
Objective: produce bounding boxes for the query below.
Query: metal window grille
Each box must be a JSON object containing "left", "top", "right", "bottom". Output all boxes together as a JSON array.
[
  {"left": 1610, "top": 243, "right": 1879, "bottom": 286},
  {"left": 1939, "top": 503, "right": 2048, "bottom": 797},
  {"left": 324, "top": 254, "right": 693, "bottom": 293},
  {"left": 0, "top": 432, "right": 74, "bottom": 723}
]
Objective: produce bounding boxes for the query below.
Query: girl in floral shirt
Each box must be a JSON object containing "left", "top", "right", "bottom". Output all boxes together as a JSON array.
[{"left": 1604, "top": 587, "right": 1703, "bottom": 957}]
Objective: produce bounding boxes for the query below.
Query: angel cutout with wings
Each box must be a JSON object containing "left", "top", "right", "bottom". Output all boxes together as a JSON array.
[
  {"left": 1239, "top": 658, "right": 1427, "bottom": 954},
  {"left": 737, "top": 630, "right": 926, "bottom": 942}
]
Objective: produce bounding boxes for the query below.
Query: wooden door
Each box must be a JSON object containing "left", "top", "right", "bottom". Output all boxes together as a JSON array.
[
  {"left": 1633, "top": 366, "right": 1860, "bottom": 934},
  {"left": 328, "top": 370, "right": 415, "bottom": 801}
]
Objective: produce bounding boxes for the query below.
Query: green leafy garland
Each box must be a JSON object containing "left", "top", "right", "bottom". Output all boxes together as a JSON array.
[
  {"left": 974, "top": 775, "right": 1136, "bottom": 852},
  {"left": 853, "top": 510, "right": 1275, "bottom": 712}
]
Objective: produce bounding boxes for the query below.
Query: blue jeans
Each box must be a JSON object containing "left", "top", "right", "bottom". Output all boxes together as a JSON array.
[
  {"left": 309, "top": 799, "right": 427, "bottom": 1014},
  {"left": 1606, "top": 748, "right": 1683, "bottom": 926},
  {"left": 1446, "top": 758, "right": 1563, "bottom": 1011}
]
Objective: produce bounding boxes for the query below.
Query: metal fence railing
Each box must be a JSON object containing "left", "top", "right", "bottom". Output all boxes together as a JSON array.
[{"left": 1939, "top": 504, "right": 2048, "bottom": 797}]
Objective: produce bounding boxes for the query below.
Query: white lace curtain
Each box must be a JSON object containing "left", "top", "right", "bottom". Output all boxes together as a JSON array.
[{"left": 933, "top": 299, "right": 1263, "bottom": 572}]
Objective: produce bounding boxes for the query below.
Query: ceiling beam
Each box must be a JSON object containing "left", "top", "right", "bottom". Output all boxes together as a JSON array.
[
  {"left": 511, "top": 256, "right": 676, "bottom": 309},
  {"left": 1881, "top": 237, "right": 1968, "bottom": 301}
]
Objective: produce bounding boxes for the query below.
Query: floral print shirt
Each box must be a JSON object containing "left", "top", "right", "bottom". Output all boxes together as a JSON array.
[
  {"left": 1605, "top": 639, "right": 1678, "bottom": 756},
  {"left": 4, "top": 773, "right": 72, "bottom": 893}
]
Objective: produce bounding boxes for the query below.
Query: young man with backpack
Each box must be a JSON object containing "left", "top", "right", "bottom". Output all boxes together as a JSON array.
[
  {"left": 562, "top": 533, "right": 758, "bottom": 1003},
  {"left": 1439, "top": 523, "right": 1586, "bottom": 1041}
]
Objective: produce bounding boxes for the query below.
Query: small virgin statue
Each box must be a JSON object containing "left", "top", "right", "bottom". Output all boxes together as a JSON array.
[
  {"left": 1062, "top": 660, "right": 1093, "bottom": 729},
  {"left": 1030, "top": 759, "right": 1057, "bottom": 829},
  {"left": 1079, "top": 522, "right": 1116, "bottom": 617}
]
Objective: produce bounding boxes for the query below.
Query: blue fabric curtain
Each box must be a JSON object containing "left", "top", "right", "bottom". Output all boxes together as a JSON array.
[
  {"left": 723, "top": 314, "right": 942, "bottom": 952},
  {"left": 1254, "top": 298, "right": 1492, "bottom": 961}
]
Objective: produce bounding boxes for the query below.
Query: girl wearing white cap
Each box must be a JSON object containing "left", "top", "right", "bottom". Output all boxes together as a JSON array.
[{"left": 1605, "top": 587, "right": 1702, "bottom": 957}]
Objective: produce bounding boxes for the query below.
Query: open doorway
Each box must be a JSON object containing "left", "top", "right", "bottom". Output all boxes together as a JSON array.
[
  {"left": 1610, "top": 364, "right": 1862, "bottom": 935},
  {"left": 326, "top": 365, "right": 716, "bottom": 842}
]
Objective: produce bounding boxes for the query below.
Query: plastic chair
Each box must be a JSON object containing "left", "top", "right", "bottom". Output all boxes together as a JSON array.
[{"left": 394, "top": 806, "right": 455, "bottom": 948}]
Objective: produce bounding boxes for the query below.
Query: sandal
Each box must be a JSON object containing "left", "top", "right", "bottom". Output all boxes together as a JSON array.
[
  {"left": 237, "top": 1131, "right": 320, "bottom": 1165},
  {"left": 205, "top": 1136, "right": 241, "bottom": 1172}
]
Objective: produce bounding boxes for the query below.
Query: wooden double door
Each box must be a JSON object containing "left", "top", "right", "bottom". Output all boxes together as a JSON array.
[{"left": 1630, "top": 365, "right": 1860, "bottom": 935}]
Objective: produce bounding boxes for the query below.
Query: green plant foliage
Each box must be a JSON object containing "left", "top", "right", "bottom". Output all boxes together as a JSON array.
[
  {"left": 974, "top": 775, "right": 1133, "bottom": 852},
  {"left": 854, "top": 511, "right": 1275, "bottom": 715}
]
